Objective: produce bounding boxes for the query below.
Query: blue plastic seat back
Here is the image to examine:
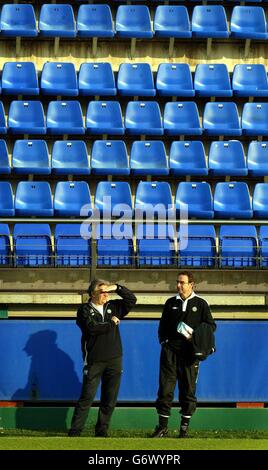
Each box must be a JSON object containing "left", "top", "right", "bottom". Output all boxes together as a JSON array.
[
  {"left": 242, "top": 103, "right": 268, "bottom": 136},
  {"left": 8, "top": 101, "right": 46, "bottom": 135},
  {"left": 39, "top": 4, "right": 76, "bottom": 37},
  {"left": 259, "top": 226, "right": 268, "bottom": 267},
  {"left": 0, "top": 182, "right": 14, "bottom": 216},
  {"left": 219, "top": 225, "right": 257, "bottom": 268},
  {"left": 55, "top": 224, "right": 91, "bottom": 267},
  {"left": 117, "top": 63, "right": 155, "bottom": 97},
  {"left": 86, "top": 101, "right": 124, "bottom": 135},
  {"left": 47, "top": 101, "right": 84, "bottom": 135},
  {"left": 0, "top": 4, "right": 37, "bottom": 37},
  {"left": 130, "top": 141, "right": 168, "bottom": 176},
  {"left": 156, "top": 63, "right": 194, "bottom": 97},
  {"left": 192, "top": 5, "right": 229, "bottom": 38},
  {"left": 77, "top": 4, "right": 114, "bottom": 37},
  {"left": 247, "top": 141, "right": 268, "bottom": 176},
  {"left": 203, "top": 102, "right": 241, "bottom": 136},
  {"left": 41, "top": 62, "right": 78, "bottom": 96},
  {"left": 232, "top": 64, "right": 268, "bottom": 97},
  {"left": 169, "top": 141, "right": 207, "bottom": 176},
  {"left": 79, "top": 63, "right": 116, "bottom": 96},
  {"left": 175, "top": 182, "right": 214, "bottom": 219},
  {"left": 253, "top": 183, "right": 268, "bottom": 218},
  {"left": 116, "top": 5, "right": 153, "bottom": 38},
  {"left": 0, "top": 140, "right": 11, "bottom": 175},
  {"left": 164, "top": 101, "right": 202, "bottom": 135},
  {"left": 12, "top": 140, "right": 50, "bottom": 175},
  {"left": 208, "top": 140, "right": 247, "bottom": 176},
  {"left": 135, "top": 182, "right": 173, "bottom": 217},
  {"left": 194, "top": 64, "right": 232, "bottom": 97},
  {"left": 2, "top": 62, "right": 39, "bottom": 95},
  {"left": 91, "top": 140, "right": 129, "bottom": 176},
  {"left": 125, "top": 101, "right": 163, "bottom": 135},
  {"left": 231, "top": 6, "right": 268, "bottom": 39},
  {"left": 15, "top": 182, "right": 53, "bottom": 217},
  {"left": 179, "top": 224, "right": 216, "bottom": 268},
  {"left": 52, "top": 140, "right": 90, "bottom": 175},
  {"left": 214, "top": 182, "right": 253, "bottom": 219},
  {"left": 0, "top": 102, "right": 6, "bottom": 134},
  {"left": 54, "top": 181, "right": 92, "bottom": 217},
  {"left": 97, "top": 224, "right": 134, "bottom": 266},
  {"left": 13, "top": 223, "right": 52, "bottom": 267},
  {"left": 154, "top": 6, "right": 192, "bottom": 38},
  {"left": 95, "top": 182, "right": 132, "bottom": 217},
  {"left": 137, "top": 224, "right": 175, "bottom": 266},
  {"left": 0, "top": 223, "right": 11, "bottom": 266}
]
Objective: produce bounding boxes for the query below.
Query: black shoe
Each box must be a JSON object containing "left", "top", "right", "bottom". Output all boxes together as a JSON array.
[
  {"left": 95, "top": 429, "right": 108, "bottom": 438},
  {"left": 151, "top": 425, "right": 168, "bottom": 438},
  {"left": 178, "top": 427, "right": 189, "bottom": 438},
  {"left": 68, "top": 429, "right": 81, "bottom": 437}
]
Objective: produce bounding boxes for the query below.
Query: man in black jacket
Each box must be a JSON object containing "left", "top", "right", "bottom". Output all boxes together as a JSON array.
[
  {"left": 68, "top": 279, "right": 137, "bottom": 437},
  {"left": 152, "top": 271, "right": 216, "bottom": 438}
]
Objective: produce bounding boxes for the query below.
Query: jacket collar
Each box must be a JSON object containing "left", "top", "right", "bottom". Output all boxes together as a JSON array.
[{"left": 176, "top": 291, "right": 196, "bottom": 312}]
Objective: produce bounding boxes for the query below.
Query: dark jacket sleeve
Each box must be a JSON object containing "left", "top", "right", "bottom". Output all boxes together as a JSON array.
[
  {"left": 76, "top": 304, "right": 115, "bottom": 336},
  {"left": 110, "top": 284, "right": 137, "bottom": 319},
  {"left": 158, "top": 299, "right": 169, "bottom": 344},
  {"left": 202, "top": 300, "right": 217, "bottom": 331}
]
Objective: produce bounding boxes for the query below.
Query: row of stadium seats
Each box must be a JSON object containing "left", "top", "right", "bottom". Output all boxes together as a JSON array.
[
  {"left": 2, "top": 62, "right": 268, "bottom": 98},
  {"left": 0, "top": 5, "right": 268, "bottom": 41},
  {"left": 2, "top": 100, "right": 268, "bottom": 136},
  {"left": 0, "top": 222, "right": 267, "bottom": 268},
  {"left": 1, "top": 139, "right": 268, "bottom": 177},
  {"left": 1, "top": 180, "right": 268, "bottom": 219}
]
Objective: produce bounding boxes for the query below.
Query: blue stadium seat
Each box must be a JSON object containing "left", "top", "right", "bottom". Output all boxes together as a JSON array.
[
  {"left": 194, "top": 64, "right": 232, "bottom": 97},
  {"left": 0, "top": 182, "right": 14, "bottom": 216},
  {"left": 156, "top": 63, "right": 194, "bottom": 97},
  {"left": 86, "top": 101, "right": 124, "bottom": 135},
  {"left": 52, "top": 141, "right": 90, "bottom": 176},
  {"left": 135, "top": 182, "right": 173, "bottom": 218},
  {"left": 47, "top": 101, "right": 84, "bottom": 135},
  {"left": 2, "top": 62, "right": 39, "bottom": 96},
  {"left": 175, "top": 182, "right": 214, "bottom": 219},
  {"left": 208, "top": 141, "right": 247, "bottom": 176},
  {"left": 214, "top": 182, "right": 253, "bottom": 219},
  {"left": 253, "top": 183, "right": 268, "bottom": 218},
  {"left": 242, "top": 103, "right": 268, "bottom": 136},
  {"left": 179, "top": 225, "right": 216, "bottom": 268},
  {"left": 169, "top": 141, "right": 208, "bottom": 176},
  {"left": 219, "top": 225, "right": 257, "bottom": 268},
  {"left": 0, "top": 102, "right": 7, "bottom": 134},
  {"left": 230, "top": 6, "right": 268, "bottom": 39},
  {"left": 164, "top": 102, "right": 202, "bottom": 135},
  {"left": 130, "top": 141, "right": 168, "bottom": 176},
  {"left": 55, "top": 224, "right": 91, "bottom": 267},
  {"left": 78, "top": 63, "right": 116, "bottom": 96},
  {"left": 247, "top": 141, "right": 268, "bottom": 177},
  {"left": 0, "top": 224, "right": 11, "bottom": 266},
  {"left": 8, "top": 101, "right": 46, "bottom": 135},
  {"left": 232, "top": 64, "right": 268, "bottom": 97},
  {"left": 39, "top": 4, "right": 76, "bottom": 38},
  {"left": 116, "top": 5, "right": 153, "bottom": 39},
  {"left": 41, "top": 63, "right": 78, "bottom": 97},
  {"left": 259, "top": 226, "right": 268, "bottom": 268},
  {"left": 203, "top": 102, "right": 241, "bottom": 136},
  {"left": 125, "top": 101, "right": 163, "bottom": 135},
  {"left": 54, "top": 181, "right": 92, "bottom": 217},
  {"left": 12, "top": 140, "right": 50, "bottom": 175},
  {"left": 95, "top": 182, "right": 132, "bottom": 218},
  {"left": 97, "top": 224, "right": 134, "bottom": 266},
  {"left": 137, "top": 224, "right": 175, "bottom": 267},
  {"left": 0, "top": 4, "right": 37, "bottom": 37},
  {"left": 15, "top": 181, "right": 53, "bottom": 217},
  {"left": 154, "top": 6, "right": 192, "bottom": 38},
  {"left": 91, "top": 141, "right": 130, "bottom": 176},
  {"left": 77, "top": 4, "right": 114, "bottom": 38},
  {"left": 117, "top": 63, "right": 155, "bottom": 97},
  {"left": 0, "top": 140, "right": 10, "bottom": 175},
  {"left": 192, "top": 5, "right": 229, "bottom": 38},
  {"left": 13, "top": 224, "right": 52, "bottom": 267}
]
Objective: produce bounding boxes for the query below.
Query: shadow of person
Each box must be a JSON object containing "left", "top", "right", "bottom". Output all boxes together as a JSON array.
[{"left": 12, "top": 329, "right": 81, "bottom": 432}]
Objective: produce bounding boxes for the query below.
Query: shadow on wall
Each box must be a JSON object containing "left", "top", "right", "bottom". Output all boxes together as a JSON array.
[{"left": 12, "top": 329, "right": 81, "bottom": 431}]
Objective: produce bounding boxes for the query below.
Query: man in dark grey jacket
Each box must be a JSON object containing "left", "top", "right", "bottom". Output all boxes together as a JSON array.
[
  {"left": 152, "top": 271, "right": 216, "bottom": 438},
  {"left": 68, "top": 279, "right": 137, "bottom": 437}
]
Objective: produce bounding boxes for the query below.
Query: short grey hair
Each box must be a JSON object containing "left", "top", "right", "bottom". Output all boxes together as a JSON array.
[{"left": 88, "top": 279, "right": 109, "bottom": 297}]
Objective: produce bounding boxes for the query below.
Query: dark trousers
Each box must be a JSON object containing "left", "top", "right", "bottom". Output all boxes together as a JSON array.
[
  {"left": 70, "top": 356, "right": 122, "bottom": 433},
  {"left": 156, "top": 345, "right": 199, "bottom": 418}
]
